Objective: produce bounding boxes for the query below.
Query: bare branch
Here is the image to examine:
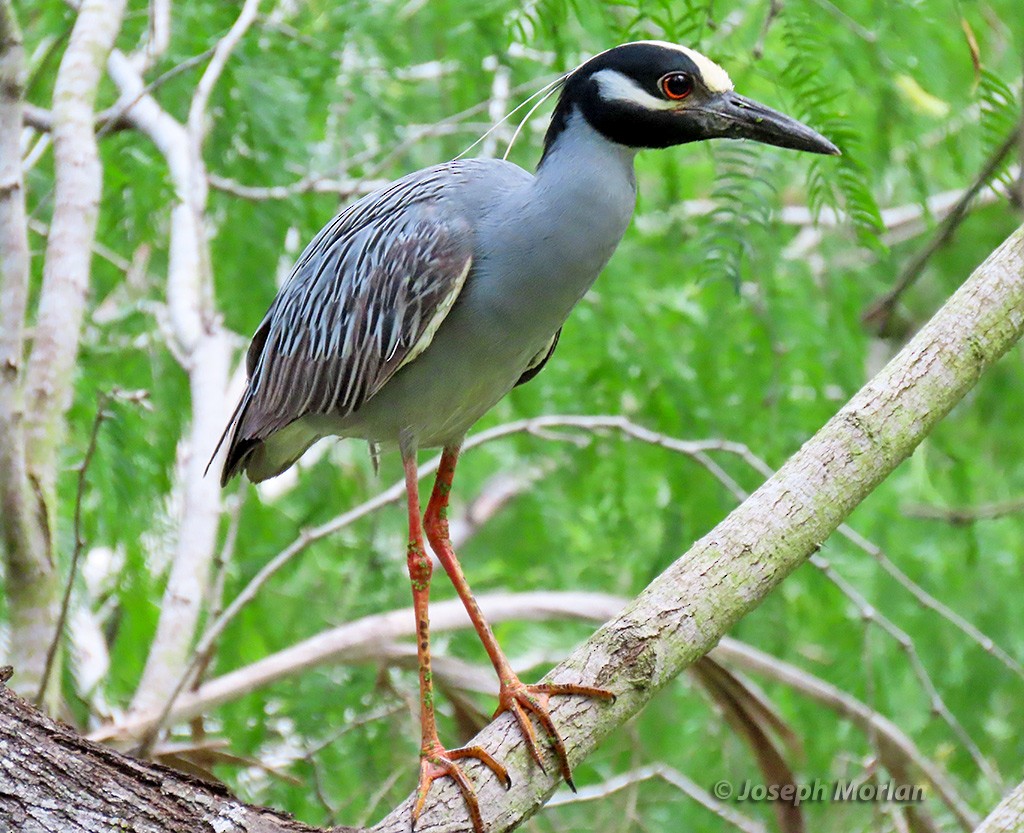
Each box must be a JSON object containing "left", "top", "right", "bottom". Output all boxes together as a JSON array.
[
  {"left": 864, "top": 122, "right": 1024, "bottom": 333},
  {"left": 106, "top": 48, "right": 232, "bottom": 723},
  {"left": 0, "top": 680, "right": 326, "bottom": 833},
  {"left": 0, "top": 0, "right": 34, "bottom": 570},
  {"left": 973, "top": 779, "right": 1024, "bottom": 833},
  {"left": 186, "top": 0, "right": 261, "bottom": 141},
  {"left": 547, "top": 764, "right": 767, "bottom": 833},
  {"left": 35, "top": 393, "right": 113, "bottom": 706},
  {"left": 0, "top": 0, "right": 55, "bottom": 703},
  {"left": 207, "top": 171, "right": 389, "bottom": 201},
  {"left": 811, "top": 553, "right": 1002, "bottom": 787},
  {"left": 91, "top": 591, "right": 627, "bottom": 740},
  {"left": 27, "top": 216, "right": 132, "bottom": 272},
  {"left": 902, "top": 496, "right": 1024, "bottom": 524},
  {"left": 138, "top": 0, "right": 171, "bottom": 71},
  {"left": 23, "top": 0, "right": 126, "bottom": 487},
  {"left": 4, "top": 0, "right": 125, "bottom": 702},
  {"left": 715, "top": 639, "right": 979, "bottom": 830}
]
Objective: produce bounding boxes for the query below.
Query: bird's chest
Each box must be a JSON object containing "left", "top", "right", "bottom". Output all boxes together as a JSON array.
[{"left": 470, "top": 205, "right": 632, "bottom": 347}]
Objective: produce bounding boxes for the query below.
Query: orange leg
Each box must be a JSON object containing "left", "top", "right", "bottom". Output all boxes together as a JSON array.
[
  {"left": 401, "top": 450, "right": 509, "bottom": 833},
  {"left": 424, "top": 445, "right": 614, "bottom": 790}
]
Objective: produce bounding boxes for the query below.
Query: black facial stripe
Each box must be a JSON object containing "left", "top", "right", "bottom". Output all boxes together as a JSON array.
[{"left": 540, "top": 43, "right": 708, "bottom": 162}]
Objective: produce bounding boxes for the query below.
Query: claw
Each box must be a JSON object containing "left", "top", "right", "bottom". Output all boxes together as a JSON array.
[
  {"left": 494, "top": 679, "right": 614, "bottom": 789},
  {"left": 411, "top": 743, "right": 510, "bottom": 833}
]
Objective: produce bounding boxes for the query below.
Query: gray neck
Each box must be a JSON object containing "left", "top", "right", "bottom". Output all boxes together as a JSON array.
[{"left": 512, "top": 110, "right": 637, "bottom": 326}]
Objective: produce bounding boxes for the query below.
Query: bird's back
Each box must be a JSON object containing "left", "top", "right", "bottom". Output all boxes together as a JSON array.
[{"left": 217, "top": 158, "right": 534, "bottom": 483}]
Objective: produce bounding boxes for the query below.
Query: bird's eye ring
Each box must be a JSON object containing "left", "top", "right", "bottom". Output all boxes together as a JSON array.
[{"left": 660, "top": 72, "right": 694, "bottom": 101}]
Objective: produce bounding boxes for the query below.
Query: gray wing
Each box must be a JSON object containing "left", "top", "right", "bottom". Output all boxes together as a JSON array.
[{"left": 217, "top": 168, "right": 474, "bottom": 483}]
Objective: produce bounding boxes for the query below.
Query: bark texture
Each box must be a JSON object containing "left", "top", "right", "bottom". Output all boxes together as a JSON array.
[
  {"left": 0, "top": 0, "right": 53, "bottom": 706},
  {"left": 0, "top": 673, "right": 328, "bottom": 833},
  {"left": 0, "top": 224, "right": 1021, "bottom": 831},
  {"left": 973, "top": 781, "right": 1024, "bottom": 833},
  {"left": 2, "top": 0, "right": 126, "bottom": 702}
]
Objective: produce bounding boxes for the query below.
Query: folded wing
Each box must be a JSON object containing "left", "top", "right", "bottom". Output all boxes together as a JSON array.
[{"left": 216, "top": 175, "right": 474, "bottom": 484}]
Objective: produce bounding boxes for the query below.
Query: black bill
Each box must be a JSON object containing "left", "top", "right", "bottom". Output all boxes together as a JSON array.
[{"left": 695, "top": 92, "right": 841, "bottom": 156}]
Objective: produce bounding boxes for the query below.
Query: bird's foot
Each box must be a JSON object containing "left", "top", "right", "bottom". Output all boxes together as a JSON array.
[
  {"left": 412, "top": 741, "right": 510, "bottom": 833},
  {"left": 494, "top": 678, "right": 615, "bottom": 790}
]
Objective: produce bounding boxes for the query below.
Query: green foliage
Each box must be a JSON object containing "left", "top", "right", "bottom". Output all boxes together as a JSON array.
[
  {"left": 6, "top": 0, "right": 1023, "bottom": 830},
  {"left": 979, "top": 68, "right": 1022, "bottom": 187}
]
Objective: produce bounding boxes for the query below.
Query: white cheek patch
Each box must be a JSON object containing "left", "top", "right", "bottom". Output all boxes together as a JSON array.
[
  {"left": 634, "top": 40, "right": 735, "bottom": 93},
  {"left": 593, "top": 68, "right": 677, "bottom": 110}
]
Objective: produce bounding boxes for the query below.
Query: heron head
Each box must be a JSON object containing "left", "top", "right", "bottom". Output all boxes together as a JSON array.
[{"left": 544, "top": 41, "right": 840, "bottom": 157}]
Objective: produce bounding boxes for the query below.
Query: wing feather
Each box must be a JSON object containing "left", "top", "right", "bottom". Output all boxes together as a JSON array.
[{"left": 216, "top": 171, "right": 475, "bottom": 483}]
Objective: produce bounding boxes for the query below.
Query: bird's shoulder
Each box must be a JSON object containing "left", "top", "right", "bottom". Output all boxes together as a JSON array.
[
  {"left": 231, "top": 160, "right": 525, "bottom": 441},
  {"left": 276, "top": 158, "right": 528, "bottom": 296}
]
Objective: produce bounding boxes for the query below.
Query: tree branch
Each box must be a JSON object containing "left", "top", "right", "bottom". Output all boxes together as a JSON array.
[
  {"left": 186, "top": 0, "right": 260, "bottom": 142},
  {"left": 0, "top": 671, "right": 329, "bottom": 833},
  {"left": 0, "top": 0, "right": 57, "bottom": 705},
  {"left": 4, "top": 224, "right": 1016, "bottom": 831},
  {"left": 2, "top": 224, "right": 1015, "bottom": 827},
  {"left": 901, "top": 496, "right": 1024, "bottom": 524},
  {"left": 106, "top": 48, "right": 233, "bottom": 722},
  {"left": 367, "top": 223, "right": 1024, "bottom": 832},
  {"left": 973, "top": 779, "right": 1024, "bottom": 833},
  {"left": 4, "top": 0, "right": 125, "bottom": 702},
  {"left": 92, "top": 586, "right": 978, "bottom": 831},
  {"left": 863, "top": 122, "right": 1024, "bottom": 333},
  {"left": 715, "top": 639, "right": 979, "bottom": 830},
  {"left": 0, "top": 0, "right": 37, "bottom": 618}
]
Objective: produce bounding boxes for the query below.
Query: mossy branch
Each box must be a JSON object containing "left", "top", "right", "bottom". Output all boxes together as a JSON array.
[{"left": 1, "top": 224, "right": 1022, "bottom": 832}]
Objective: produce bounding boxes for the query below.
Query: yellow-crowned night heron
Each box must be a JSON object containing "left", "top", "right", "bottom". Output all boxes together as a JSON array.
[{"left": 213, "top": 41, "right": 838, "bottom": 831}]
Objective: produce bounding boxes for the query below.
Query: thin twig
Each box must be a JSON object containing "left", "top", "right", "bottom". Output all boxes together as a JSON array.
[
  {"left": 546, "top": 763, "right": 767, "bottom": 833},
  {"left": 812, "top": 554, "right": 1003, "bottom": 789},
  {"left": 838, "top": 524, "right": 1024, "bottom": 679},
  {"left": 752, "top": 0, "right": 784, "bottom": 60},
  {"left": 205, "top": 77, "right": 557, "bottom": 203},
  {"left": 863, "top": 122, "right": 1023, "bottom": 333},
  {"left": 207, "top": 172, "right": 389, "bottom": 201},
  {"left": 22, "top": 47, "right": 216, "bottom": 137},
  {"left": 35, "top": 392, "right": 113, "bottom": 706},
  {"left": 715, "top": 639, "right": 979, "bottom": 831},
  {"left": 96, "top": 47, "right": 217, "bottom": 141},
  {"left": 187, "top": 0, "right": 261, "bottom": 139},
  {"left": 901, "top": 496, "right": 1024, "bottom": 524}
]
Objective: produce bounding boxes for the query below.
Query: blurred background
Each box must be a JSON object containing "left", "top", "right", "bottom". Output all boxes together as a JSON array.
[{"left": 2, "top": 0, "right": 1022, "bottom": 830}]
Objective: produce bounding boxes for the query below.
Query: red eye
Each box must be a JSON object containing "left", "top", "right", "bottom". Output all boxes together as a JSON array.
[{"left": 660, "top": 72, "right": 694, "bottom": 100}]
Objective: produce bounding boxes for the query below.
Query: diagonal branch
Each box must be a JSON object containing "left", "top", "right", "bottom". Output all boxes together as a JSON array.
[
  {"left": 366, "top": 222, "right": 1024, "bottom": 832},
  {"left": 92, "top": 588, "right": 978, "bottom": 830},
  {"left": 863, "top": 122, "right": 1023, "bottom": 333},
  {"left": 4, "top": 225, "right": 1021, "bottom": 831},
  {"left": 973, "top": 779, "right": 1024, "bottom": 833}
]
